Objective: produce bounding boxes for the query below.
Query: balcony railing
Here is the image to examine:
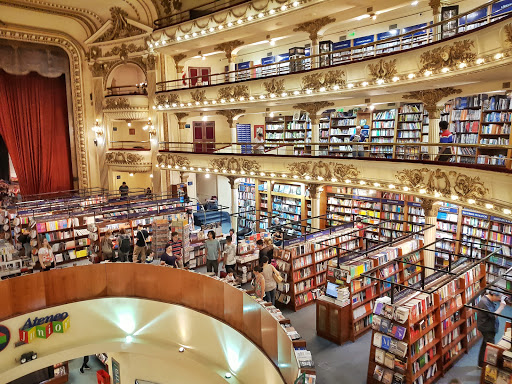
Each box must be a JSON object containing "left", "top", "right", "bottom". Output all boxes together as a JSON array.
[
  {"left": 156, "top": 0, "right": 512, "bottom": 92},
  {"left": 158, "top": 141, "right": 512, "bottom": 170},
  {"left": 109, "top": 140, "right": 151, "bottom": 150},
  {"left": 106, "top": 85, "right": 148, "bottom": 97},
  {"left": 154, "top": 0, "right": 252, "bottom": 29}
]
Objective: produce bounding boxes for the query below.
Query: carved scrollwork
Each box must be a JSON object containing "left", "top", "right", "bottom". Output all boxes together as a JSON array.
[
  {"left": 368, "top": 59, "right": 397, "bottom": 81},
  {"left": 104, "top": 97, "right": 130, "bottom": 109},
  {"left": 190, "top": 89, "right": 206, "bottom": 103},
  {"left": 217, "top": 85, "right": 249, "bottom": 101},
  {"left": 294, "top": 17, "right": 336, "bottom": 41},
  {"left": 96, "top": 7, "right": 146, "bottom": 42},
  {"left": 105, "top": 152, "right": 145, "bottom": 164},
  {"left": 287, "top": 161, "right": 360, "bottom": 180},
  {"left": 403, "top": 87, "right": 462, "bottom": 115},
  {"left": 395, "top": 168, "right": 488, "bottom": 199},
  {"left": 505, "top": 24, "right": 512, "bottom": 45},
  {"left": 214, "top": 39, "right": 244, "bottom": 60},
  {"left": 420, "top": 39, "right": 476, "bottom": 72},
  {"left": 263, "top": 78, "right": 285, "bottom": 95},
  {"left": 208, "top": 157, "right": 261, "bottom": 173},
  {"left": 103, "top": 43, "right": 145, "bottom": 59},
  {"left": 155, "top": 94, "right": 179, "bottom": 106},
  {"left": 301, "top": 70, "right": 345, "bottom": 91},
  {"left": 156, "top": 154, "right": 190, "bottom": 168}
]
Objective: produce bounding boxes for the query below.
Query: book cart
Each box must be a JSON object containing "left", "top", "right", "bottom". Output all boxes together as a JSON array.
[{"left": 364, "top": 239, "right": 494, "bottom": 384}]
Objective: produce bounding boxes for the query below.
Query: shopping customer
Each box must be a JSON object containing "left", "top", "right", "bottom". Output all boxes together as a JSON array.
[
  {"left": 256, "top": 239, "right": 266, "bottom": 264},
  {"left": 119, "top": 182, "right": 129, "bottom": 198},
  {"left": 132, "top": 224, "right": 148, "bottom": 263},
  {"left": 101, "top": 230, "right": 113, "bottom": 261},
  {"left": 222, "top": 235, "right": 236, "bottom": 273},
  {"left": 79, "top": 356, "right": 91, "bottom": 374},
  {"left": 261, "top": 256, "right": 279, "bottom": 305},
  {"left": 168, "top": 231, "right": 183, "bottom": 268},
  {"left": 349, "top": 126, "right": 366, "bottom": 158},
  {"left": 253, "top": 265, "right": 265, "bottom": 299},
  {"left": 38, "top": 238, "right": 55, "bottom": 271},
  {"left": 160, "top": 244, "right": 178, "bottom": 267},
  {"left": 438, "top": 120, "right": 453, "bottom": 162},
  {"left": 17, "top": 229, "right": 31, "bottom": 257},
  {"left": 117, "top": 228, "right": 131, "bottom": 262},
  {"left": 205, "top": 230, "right": 221, "bottom": 275},
  {"left": 477, "top": 291, "right": 507, "bottom": 367},
  {"left": 253, "top": 132, "right": 265, "bottom": 154},
  {"left": 273, "top": 228, "right": 284, "bottom": 247},
  {"left": 263, "top": 237, "right": 275, "bottom": 262}
]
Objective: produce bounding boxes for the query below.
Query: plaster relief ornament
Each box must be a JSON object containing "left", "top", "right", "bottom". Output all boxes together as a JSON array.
[
  {"left": 368, "top": 59, "right": 397, "bottom": 81},
  {"left": 505, "top": 24, "right": 512, "bottom": 45},
  {"left": 97, "top": 7, "right": 146, "bottom": 42},
  {"left": 156, "top": 154, "right": 190, "bottom": 168},
  {"left": 420, "top": 39, "right": 476, "bottom": 72},
  {"left": 209, "top": 157, "right": 260, "bottom": 173}
]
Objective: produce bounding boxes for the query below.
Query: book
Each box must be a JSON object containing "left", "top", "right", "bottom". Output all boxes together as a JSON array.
[
  {"left": 382, "top": 369, "right": 394, "bottom": 384},
  {"left": 372, "top": 315, "right": 382, "bottom": 331},
  {"left": 485, "top": 365, "right": 498, "bottom": 383},
  {"left": 380, "top": 318, "right": 392, "bottom": 334},
  {"left": 373, "top": 365, "right": 384, "bottom": 381},
  {"left": 497, "top": 370, "right": 511, "bottom": 384},
  {"left": 375, "top": 348, "right": 385, "bottom": 365},
  {"left": 384, "top": 352, "right": 395, "bottom": 369},
  {"left": 381, "top": 335, "right": 392, "bottom": 351},
  {"left": 392, "top": 372, "right": 405, "bottom": 384},
  {"left": 485, "top": 344, "right": 500, "bottom": 366},
  {"left": 373, "top": 332, "right": 383, "bottom": 348}
]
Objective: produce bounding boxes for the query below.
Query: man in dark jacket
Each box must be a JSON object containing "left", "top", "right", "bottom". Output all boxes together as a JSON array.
[
  {"left": 477, "top": 291, "right": 506, "bottom": 367},
  {"left": 119, "top": 182, "right": 129, "bottom": 198},
  {"left": 132, "top": 224, "right": 148, "bottom": 263}
]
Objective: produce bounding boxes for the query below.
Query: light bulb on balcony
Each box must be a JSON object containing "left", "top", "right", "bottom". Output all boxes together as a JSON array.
[
  {"left": 451, "top": 195, "right": 458, "bottom": 200},
  {"left": 260, "top": 172, "right": 266, "bottom": 176},
  {"left": 331, "top": 178, "right": 337, "bottom": 182},
  {"left": 407, "top": 73, "right": 415, "bottom": 79},
  {"left": 209, "top": 27, "right": 215, "bottom": 32},
  {"left": 347, "top": 83, "right": 354, "bottom": 88},
  {"left": 319, "top": 87, "right": 326, "bottom": 92},
  {"left": 192, "top": 32, "right": 197, "bottom": 37},
  {"left": 127, "top": 122, "right": 132, "bottom": 127},
  {"left": 419, "top": 188, "right": 426, "bottom": 194},
  {"left": 281, "top": 92, "right": 288, "bottom": 97},
  {"left": 249, "top": 96, "right": 254, "bottom": 100},
  {"left": 411, "top": 1, "right": 418, "bottom": 5},
  {"left": 221, "top": 99, "right": 226, "bottom": 103},
  {"left": 154, "top": 41, "right": 159, "bottom": 46},
  {"left": 237, "top": 19, "right": 243, "bottom": 24},
  {"left": 259, "top": 95, "right": 266, "bottom": 99},
  {"left": 281, "top": 5, "right": 287, "bottom": 10},
  {"left": 359, "top": 180, "right": 366, "bottom": 185},
  {"left": 458, "top": 62, "right": 467, "bottom": 69},
  {"left": 293, "top": 90, "right": 300, "bottom": 95},
  {"left": 305, "top": 175, "right": 311, "bottom": 180},
  {"left": 318, "top": 176, "right": 324, "bottom": 181},
  {"left": 388, "top": 184, "right": 395, "bottom": 189},
  {"left": 361, "top": 81, "right": 369, "bottom": 86},
  {"left": 306, "top": 89, "right": 312, "bottom": 94},
  {"left": 149, "top": 43, "right": 154, "bottom": 48},
  {"left": 467, "top": 199, "right": 476, "bottom": 204},
  {"left": 258, "top": 12, "right": 264, "bottom": 18},
  {"left": 229, "top": 98, "right": 235, "bottom": 102},
  {"left": 212, "top": 100, "right": 217, "bottom": 104},
  {"left": 373, "top": 182, "right": 380, "bottom": 187},
  {"left": 269, "top": 9, "right": 276, "bottom": 14},
  {"left": 476, "top": 58, "right": 485, "bottom": 64},
  {"left": 293, "top": 175, "right": 299, "bottom": 179},
  {"left": 172, "top": 103, "right": 177, "bottom": 107},
  {"left": 333, "top": 85, "right": 340, "bottom": 90},
  {"left": 184, "top": 34, "right": 189, "bottom": 39},
  {"left": 203, "top": 101, "right": 209, "bottom": 105},
  {"left": 434, "top": 191, "right": 441, "bottom": 197},
  {"left": 187, "top": 102, "right": 192, "bottom": 106},
  {"left": 441, "top": 67, "right": 450, "bottom": 73},
  {"left": 403, "top": 186, "right": 409, "bottom": 191},
  {"left": 228, "top": 22, "right": 233, "bottom": 27},
  {"left": 239, "top": 96, "right": 245, "bottom": 101},
  {"left": 218, "top": 25, "right": 224, "bottom": 30},
  {"left": 165, "top": 104, "right": 170, "bottom": 108},
  {"left": 269, "top": 112, "right": 274, "bottom": 117},
  {"left": 485, "top": 203, "right": 494, "bottom": 209},
  {"left": 345, "top": 179, "right": 351, "bottom": 183},
  {"left": 424, "top": 70, "right": 432, "bottom": 77},
  {"left": 248, "top": 15, "right": 254, "bottom": 21},
  {"left": 201, "top": 30, "right": 206, "bottom": 35},
  {"left": 293, "top": 1, "right": 300, "bottom": 6},
  {"left": 495, "top": 53, "right": 504, "bottom": 60},
  {"left": 180, "top": 103, "right": 184, "bottom": 107},
  {"left": 392, "top": 76, "right": 400, "bottom": 82},
  {"left": 504, "top": 208, "right": 512, "bottom": 215},
  {"left": 270, "top": 93, "right": 276, "bottom": 98}
]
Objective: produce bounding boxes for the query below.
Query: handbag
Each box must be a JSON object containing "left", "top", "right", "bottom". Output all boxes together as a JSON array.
[{"left": 272, "top": 265, "right": 283, "bottom": 283}]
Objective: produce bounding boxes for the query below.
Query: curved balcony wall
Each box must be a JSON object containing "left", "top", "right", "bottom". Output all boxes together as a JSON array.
[
  {"left": 153, "top": 13, "right": 512, "bottom": 110},
  {"left": 0, "top": 264, "right": 300, "bottom": 383}
]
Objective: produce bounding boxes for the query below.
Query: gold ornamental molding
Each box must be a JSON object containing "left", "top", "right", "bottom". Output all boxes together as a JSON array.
[
  {"left": 209, "top": 157, "right": 261, "bottom": 174},
  {"left": 293, "top": 101, "right": 334, "bottom": 124},
  {"left": 505, "top": 24, "right": 512, "bottom": 45},
  {"left": 102, "top": 43, "right": 145, "bottom": 60},
  {"left": 420, "top": 198, "right": 441, "bottom": 217},
  {"left": 216, "top": 109, "right": 246, "bottom": 127},
  {"left": 263, "top": 78, "right": 285, "bottom": 95},
  {"left": 156, "top": 154, "right": 190, "bottom": 168},
  {"left": 293, "top": 16, "right": 336, "bottom": 43},
  {"left": 156, "top": 94, "right": 179, "bottom": 106},
  {"left": 174, "top": 113, "right": 189, "bottom": 129},
  {"left": 105, "top": 152, "right": 149, "bottom": 165},
  {"left": 287, "top": 161, "right": 360, "bottom": 181},
  {"left": 402, "top": 87, "right": 462, "bottom": 117},
  {"left": 0, "top": 28, "right": 89, "bottom": 188},
  {"left": 217, "top": 85, "right": 250, "bottom": 101},
  {"left": 104, "top": 97, "right": 130, "bottom": 109},
  {"left": 190, "top": 89, "right": 206, "bottom": 103},
  {"left": 95, "top": 7, "right": 146, "bottom": 42},
  {"left": 395, "top": 168, "right": 489, "bottom": 200},
  {"left": 420, "top": 39, "right": 476, "bottom": 72},
  {"left": 368, "top": 59, "right": 397, "bottom": 81},
  {"left": 301, "top": 70, "right": 345, "bottom": 91}
]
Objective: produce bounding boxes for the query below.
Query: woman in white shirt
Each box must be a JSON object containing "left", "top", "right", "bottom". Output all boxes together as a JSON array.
[
  {"left": 38, "top": 238, "right": 55, "bottom": 271},
  {"left": 261, "top": 256, "right": 280, "bottom": 305},
  {"left": 222, "top": 235, "right": 237, "bottom": 273}
]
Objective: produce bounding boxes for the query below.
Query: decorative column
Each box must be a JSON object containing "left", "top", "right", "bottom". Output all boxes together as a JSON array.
[
  {"left": 293, "top": 17, "right": 336, "bottom": 69},
  {"left": 174, "top": 113, "right": 189, "bottom": 151},
  {"left": 421, "top": 198, "right": 441, "bottom": 276},
  {"left": 89, "top": 63, "right": 109, "bottom": 191},
  {"left": 293, "top": 101, "right": 334, "bottom": 156},
  {"left": 227, "top": 176, "right": 238, "bottom": 229},
  {"left": 429, "top": 0, "right": 442, "bottom": 41},
  {"left": 214, "top": 40, "right": 244, "bottom": 83},
  {"left": 307, "top": 184, "right": 321, "bottom": 230},
  {"left": 216, "top": 109, "right": 246, "bottom": 151},
  {"left": 172, "top": 53, "right": 187, "bottom": 81},
  {"left": 146, "top": 54, "right": 161, "bottom": 194},
  {"left": 403, "top": 87, "right": 461, "bottom": 160}
]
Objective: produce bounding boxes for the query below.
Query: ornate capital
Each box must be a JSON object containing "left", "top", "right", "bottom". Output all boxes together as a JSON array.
[
  {"left": 293, "top": 16, "right": 336, "bottom": 42},
  {"left": 214, "top": 40, "right": 244, "bottom": 61},
  {"left": 172, "top": 53, "right": 187, "bottom": 65},
  {"left": 395, "top": 168, "right": 489, "bottom": 200},
  {"left": 175, "top": 112, "right": 189, "bottom": 129},
  {"left": 505, "top": 24, "right": 512, "bottom": 45},
  {"left": 429, "top": 0, "right": 441, "bottom": 15},
  {"left": 293, "top": 102, "right": 334, "bottom": 124},
  {"left": 420, "top": 40, "right": 476, "bottom": 72},
  {"left": 90, "top": 62, "right": 105, "bottom": 77},
  {"left": 403, "top": 87, "right": 462, "bottom": 117},
  {"left": 146, "top": 54, "right": 156, "bottom": 70},
  {"left": 420, "top": 198, "right": 441, "bottom": 217},
  {"left": 368, "top": 59, "right": 397, "bottom": 81},
  {"left": 227, "top": 176, "right": 238, "bottom": 189},
  {"left": 307, "top": 183, "right": 321, "bottom": 199},
  {"left": 216, "top": 109, "right": 245, "bottom": 128}
]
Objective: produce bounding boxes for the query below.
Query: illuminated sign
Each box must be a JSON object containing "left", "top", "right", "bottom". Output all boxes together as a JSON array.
[{"left": 19, "top": 312, "right": 70, "bottom": 344}]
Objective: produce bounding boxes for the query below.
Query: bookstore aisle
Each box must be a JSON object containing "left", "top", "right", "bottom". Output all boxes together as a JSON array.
[
  {"left": 67, "top": 355, "right": 106, "bottom": 383},
  {"left": 283, "top": 305, "right": 512, "bottom": 384}
]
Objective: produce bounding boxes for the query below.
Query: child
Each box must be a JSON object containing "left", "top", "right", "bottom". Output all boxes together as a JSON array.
[
  {"left": 222, "top": 235, "right": 236, "bottom": 273},
  {"left": 253, "top": 266, "right": 265, "bottom": 299}
]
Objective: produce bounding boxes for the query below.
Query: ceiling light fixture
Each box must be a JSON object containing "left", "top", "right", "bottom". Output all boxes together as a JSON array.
[
  {"left": 269, "top": 9, "right": 276, "bottom": 14},
  {"left": 403, "top": 186, "right": 409, "bottom": 191},
  {"left": 411, "top": 0, "right": 418, "bottom": 5},
  {"left": 376, "top": 79, "right": 385, "bottom": 85},
  {"left": 424, "top": 70, "right": 432, "bottom": 77},
  {"left": 407, "top": 73, "right": 415, "bottom": 79},
  {"left": 467, "top": 199, "right": 476, "bottom": 204},
  {"left": 441, "top": 67, "right": 450, "bottom": 73},
  {"left": 495, "top": 53, "right": 504, "bottom": 60},
  {"left": 293, "top": 1, "right": 300, "bottom": 6},
  {"left": 361, "top": 81, "right": 369, "bottom": 86}
]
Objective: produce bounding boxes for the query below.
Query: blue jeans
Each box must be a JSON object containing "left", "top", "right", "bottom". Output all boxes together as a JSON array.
[{"left": 264, "top": 289, "right": 276, "bottom": 305}]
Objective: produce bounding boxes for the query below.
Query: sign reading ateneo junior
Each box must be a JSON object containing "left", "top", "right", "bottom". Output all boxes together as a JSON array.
[{"left": 19, "top": 312, "right": 70, "bottom": 344}]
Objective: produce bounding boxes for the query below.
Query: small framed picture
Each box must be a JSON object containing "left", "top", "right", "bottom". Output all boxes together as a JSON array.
[{"left": 129, "top": 128, "right": 135, "bottom": 135}]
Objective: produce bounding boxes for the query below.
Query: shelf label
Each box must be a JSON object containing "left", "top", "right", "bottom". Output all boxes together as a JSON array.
[
  {"left": 353, "top": 35, "right": 374, "bottom": 46},
  {"left": 331, "top": 223, "right": 354, "bottom": 233},
  {"left": 284, "top": 237, "right": 305, "bottom": 246},
  {"left": 333, "top": 40, "right": 351, "bottom": 50},
  {"left": 306, "top": 228, "right": 331, "bottom": 241},
  {"left": 236, "top": 61, "right": 252, "bottom": 70},
  {"left": 408, "top": 202, "right": 422, "bottom": 208},
  {"left": 402, "top": 23, "right": 428, "bottom": 36},
  {"left": 438, "top": 207, "right": 458, "bottom": 214},
  {"left": 353, "top": 195, "right": 380, "bottom": 202},
  {"left": 462, "top": 210, "right": 489, "bottom": 219},
  {"left": 382, "top": 199, "right": 405, "bottom": 205},
  {"left": 491, "top": 216, "right": 512, "bottom": 224}
]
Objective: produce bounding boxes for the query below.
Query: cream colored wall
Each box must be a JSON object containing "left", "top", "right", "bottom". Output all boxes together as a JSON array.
[
  {"left": 0, "top": 298, "right": 285, "bottom": 384},
  {"left": 196, "top": 173, "right": 217, "bottom": 203},
  {"left": 108, "top": 63, "right": 146, "bottom": 88},
  {"left": 217, "top": 175, "right": 232, "bottom": 212},
  {"left": 111, "top": 171, "right": 152, "bottom": 192},
  {"left": 182, "top": 56, "right": 226, "bottom": 78},
  {"left": 111, "top": 120, "right": 151, "bottom": 143}
]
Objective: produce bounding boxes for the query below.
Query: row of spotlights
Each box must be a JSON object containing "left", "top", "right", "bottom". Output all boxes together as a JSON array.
[{"left": 154, "top": 54, "right": 505, "bottom": 110}]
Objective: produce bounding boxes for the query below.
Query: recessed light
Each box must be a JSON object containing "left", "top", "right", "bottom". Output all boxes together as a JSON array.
[
  {"left": 407, "top": 73, "right": 415, "bottom": 79},
  {"left": 392, "top": 76, "right": 400, "bottom": 82},
  {"left": 361, "top": 81, "right": 369, "bottom": 86},
  {"left": 485, "top": 203, "right": 494, "bottom": 209},
  {"left": 179, "top": 347, "right": 185, "bottom": 352}
]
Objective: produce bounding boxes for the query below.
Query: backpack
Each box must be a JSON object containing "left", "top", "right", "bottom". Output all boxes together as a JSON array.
[{"left": 120, "top": 236, "right": 131, "bottom": 253}]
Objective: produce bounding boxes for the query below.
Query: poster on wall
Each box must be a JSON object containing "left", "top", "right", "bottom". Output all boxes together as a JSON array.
[
  {"left": 236, "top": 123, "right": 252, "bottom": 154},
  {"left": 112, "top": 357, "right": 121, "bottom": 384}
]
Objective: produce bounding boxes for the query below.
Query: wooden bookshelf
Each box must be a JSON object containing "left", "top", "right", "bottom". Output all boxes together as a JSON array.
[
  {"left": 329, "top": 111, "right": 357, "bottom": 157},
  {"left": 396, "top": 103, "right": 423, "bottom": 160},
  {"left": 370, "top": 109, "right": 397, "bottom": 159}
]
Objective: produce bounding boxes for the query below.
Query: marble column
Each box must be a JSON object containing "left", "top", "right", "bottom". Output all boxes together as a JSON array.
[
  {"left": 227, "top": 176, "right": 238, "bottom": 229},
  {"left": 91, "top": 75, "right": 108, "bottom": 192},
  {"left": 421, "top": 198, "right": 441, "bottom": 276},
  {"left": 147, "top": 56, "right": 161, "bottom": 194},
  {"left": 308, "top": 184, "right": 321, "bottom": 230},
  {"left": 426, "top": 106, "right": 443, "bottom": 160}
]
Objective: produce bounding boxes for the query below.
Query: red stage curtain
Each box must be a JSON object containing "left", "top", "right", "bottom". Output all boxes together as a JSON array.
[{"left": 0, "top": 70, "right": 73, "bottom": 195}]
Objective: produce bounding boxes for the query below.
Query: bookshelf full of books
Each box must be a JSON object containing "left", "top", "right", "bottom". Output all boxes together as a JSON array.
[
  {"left": 481, "top": 324, "right": 512, "bottom": 384},
  {"left": 370, "top": 109, "right": 397, "bottom": 159},
  {"left": 367, "top": 262, "right": 486, "bottom": 384},
  {"left": 319, "top": 112, "right": 331, "bottom": 156},
  {"left": 238, "top": 181, "right": 256, "bottom": 231},
  {"left": 329, "top": 111, "right": 357, "bottom": 157},
  {"left": 435, "top": 204, "right": 460, "bottom": 268},
  {"left": 287, "top": 111, "right": 311, "bottom": 155},
  {"left": 271, "top": 183, "right": 307, "bottom": 237},
  {"left": 257, "top": 181, "right": 269, "bottom": 231},
  {"left": 265, "top": 115, "right": 291, "bottom": 145},
  {"left": 396, "top": 104, "right": 424, "bottom": 160}
]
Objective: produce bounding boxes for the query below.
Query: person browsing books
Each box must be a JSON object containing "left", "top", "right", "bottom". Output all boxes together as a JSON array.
[
  {"left": 38, "top": 238, "right": 55, "bottom": 271},
  {"left": 349, "top": 126, "right": 366, "bottom": 158},
  {"left": 205, "top": 230, "right": 221, "bottom": 275},
  {"left": 438, "top": 120, "right": 453, "bottom": 162},
  {"left": 261, "top": 256, "right": 280, "bottom": 305},
  {"left": 253, "top": 265, "right": 265, "bottom": 299},
  {"left": 119, "top": 182, "right": 129, "bottom": 198},
  {"left": 167, "top": 231, "right": 183, "bottom": 268},
  {"left": 160, "top": 244, "right": 178, "bottom": 268},
  {"left": 253, "top": 132, "right": 265, "bottom": 154},
  {"left": 222, "top": 235, "right": 236, "bottom": 273},
  {"left": 477, "top": 291, "right": 507, "bottom": 367},
  {"left": 132, "top": 224, "right": 148, "bottom": 263}
]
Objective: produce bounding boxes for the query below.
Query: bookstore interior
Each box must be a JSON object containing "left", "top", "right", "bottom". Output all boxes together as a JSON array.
[{"left": 2, "top": 0, "right": 512, "bottom": 383}]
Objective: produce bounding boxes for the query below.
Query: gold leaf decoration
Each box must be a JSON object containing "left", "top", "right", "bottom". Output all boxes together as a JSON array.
[
  {"left": 368, "top": 59, "right": 397, "bottom": 81},
  {"left": 104, "top": 97, "right": 130, "bottom": 109},
  {"left": 216, "top": 109, "right": 245, "bottom": 127},
  {"left": 190, "top": 89, "right": 206, "bottom": 103},
  {"left": 505, "top": 24, "right": 512, "bottom": 45},
  {"left": 294, "top": 17, "right": 336, "bottom": 41},
  {"left": 106, "top": 152, "right": 145, "bottom": 164},
  {"left": 209, "top": 157, "right": 261, "bottom": 173},
  {"left": 214, "top": 40, "right": 245, "bottom": 60},
  {"left": 263, "top": 78, "right": 285, "bottom": 95},
  {"left": 217, "top": 85, "right": 249, "bottom": 101},
  {"left": 287, "top": 161, "right": 360, "bottom": 180},
  {"left": 155, "top": 94, "right": 179, "bottom": 106},
  {"left": 420, "top": 39, "right": 476, "bottom": 72},
  {"left": 403, "top": 87, "right": 462, "bottom": 115},
  {"left": 156, "top": 154, "right": 190, "bottom": 168},
  {"left": 301, "top": 70, "right": 345, "bottom": 91}
]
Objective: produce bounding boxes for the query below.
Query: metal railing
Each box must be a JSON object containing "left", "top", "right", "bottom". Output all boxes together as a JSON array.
[
  {"left": 156, "top": 0, "right": 512, "bottom": 92},
  {"left": 106, "top": 85, "right": 148, "bottom": 97},
  {"left": 109, "top": 140, "right": 152, "bottom": 150},
  {"left": 154, "top": 0, "right": 251, "bottom": 29},
  {"left": 158, "top": 140, "right": 512, "bottom": 170}
]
